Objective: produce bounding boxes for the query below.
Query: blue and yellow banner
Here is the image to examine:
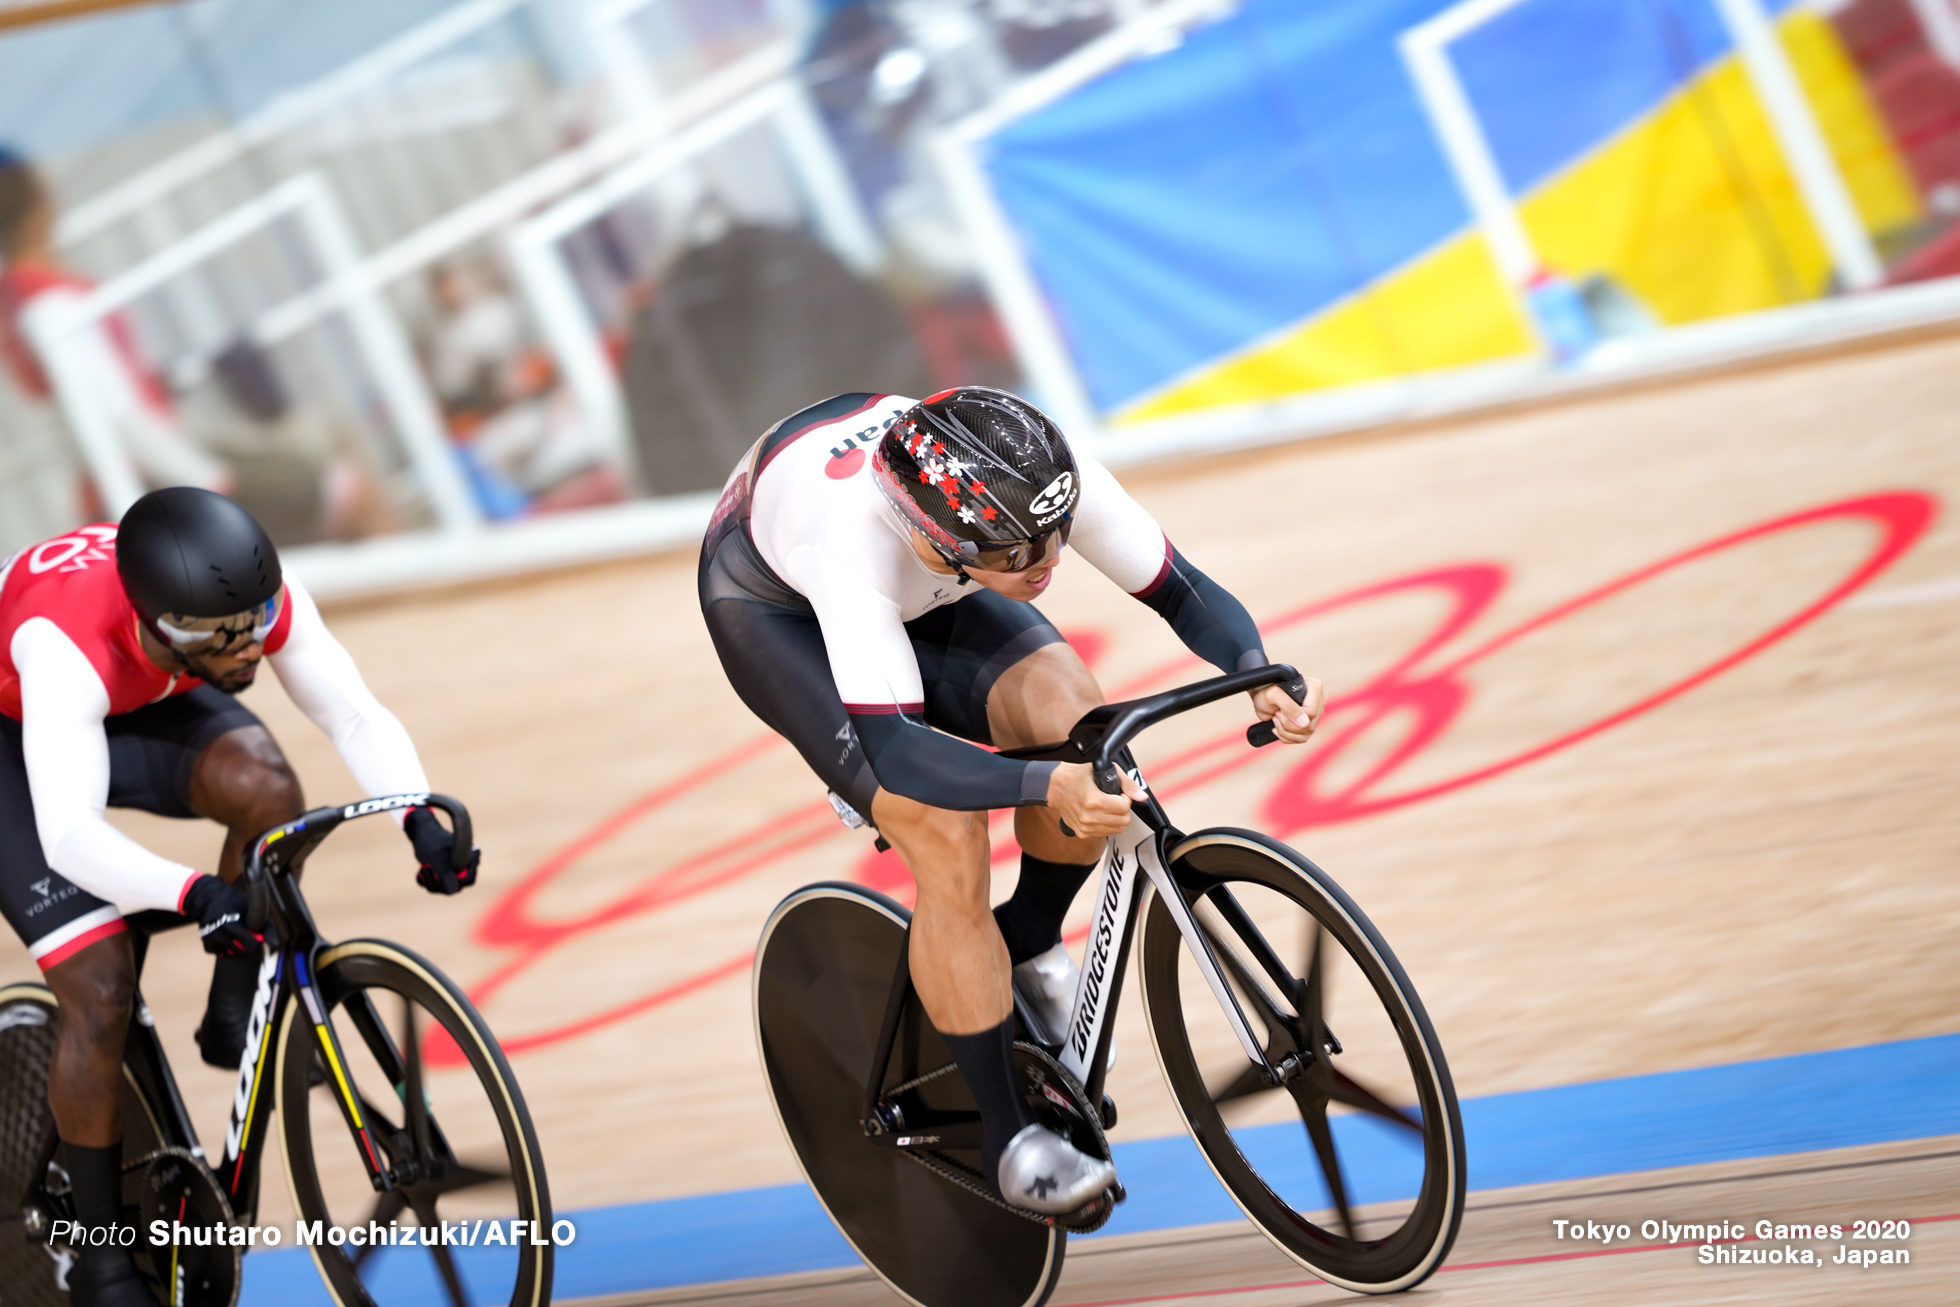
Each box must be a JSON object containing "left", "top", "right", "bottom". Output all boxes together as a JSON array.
[{"left": 981, "top": 0, "right": 1919, "bottom": 422}]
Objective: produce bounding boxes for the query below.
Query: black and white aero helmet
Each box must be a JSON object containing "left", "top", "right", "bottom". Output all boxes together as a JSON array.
[{"left": 872, "top": 387, "right": 1080, "bottom": 571}]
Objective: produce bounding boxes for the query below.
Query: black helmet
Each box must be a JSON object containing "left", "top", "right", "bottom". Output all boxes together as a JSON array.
[
  {"left": 116, "top": 487, "right": 282, "bottom": 649},
  {"left": 872, "top": 387, "right": 1080, "bottom": 572}
]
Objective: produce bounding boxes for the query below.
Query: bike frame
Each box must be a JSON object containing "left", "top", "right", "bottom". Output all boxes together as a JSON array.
[
  {"left": 109, "top": 792, "right": 473, "bottom": 1226},
  {"left": 863, "top": 666, "right": 1302, "bottom": 1136},
  {"left": 1057, "top": 798, "right": 1268, "bottom": 1108}
]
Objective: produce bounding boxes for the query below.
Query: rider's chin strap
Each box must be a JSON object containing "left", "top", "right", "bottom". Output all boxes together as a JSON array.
[{"left": 935, "top": 547, "right": 973, "bottom": 586}]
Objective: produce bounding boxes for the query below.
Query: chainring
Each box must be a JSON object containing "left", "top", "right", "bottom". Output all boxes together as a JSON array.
[
  {"left": 125, "top": 1147, "right": 242, "bottom": 1307},
  {"left": 1013, "top": 1043, "right": 1123, "bottom": 1233}
]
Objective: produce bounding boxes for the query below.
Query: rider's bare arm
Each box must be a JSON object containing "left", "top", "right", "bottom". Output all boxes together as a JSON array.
[
  {"left": 266, "top": 575, "right": 430, "bottom": 801},
  {"left": 12, "top": 619, "right": 200, "bottom": 912}
]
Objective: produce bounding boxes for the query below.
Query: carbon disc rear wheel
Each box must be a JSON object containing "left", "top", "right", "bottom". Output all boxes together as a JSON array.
[
  {"left": 0, "top": 984, "right": 174, "bottom": 1306},
  {"left": 754, "top": 883, "right": 1064, "bottom": 1307}
]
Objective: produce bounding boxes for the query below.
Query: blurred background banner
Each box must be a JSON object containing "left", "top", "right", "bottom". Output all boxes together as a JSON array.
[
  {"left": 977, "top": 0, "right": 1920, "bottom": 418},
  {"left": 5, "top": 0, "right": 1960, "bottom": 593}
]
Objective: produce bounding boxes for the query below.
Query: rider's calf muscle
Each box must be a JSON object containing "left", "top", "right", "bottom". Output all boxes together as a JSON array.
[
  {"left": 872, "top": 793, "right": 1012, "bottom": 1034},
  {"left": 44, "top": 934, "right": 136, "bottom": 1147}
]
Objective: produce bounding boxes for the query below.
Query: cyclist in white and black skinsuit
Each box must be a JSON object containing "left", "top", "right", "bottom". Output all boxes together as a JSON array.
[{"left": 700, "top": 388, "right": 1325, "bottom": 1215}]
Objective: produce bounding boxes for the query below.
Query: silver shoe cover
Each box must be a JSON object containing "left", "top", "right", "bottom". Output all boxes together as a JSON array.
[
  {"left": 996, "top": 1123, "right": 1117, "bottom": 1215},
  {"left": 1012, "top": 942, "right": 1114, "bottom": 1067}
]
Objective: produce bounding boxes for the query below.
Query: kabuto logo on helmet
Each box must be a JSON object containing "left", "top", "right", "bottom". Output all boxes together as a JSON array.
[
  {"left": 872, "top": 387, "right": 1079, "bottom": 554},
  {"left": 1029, "top": 471, "right": 1076, "bottom": 523}
]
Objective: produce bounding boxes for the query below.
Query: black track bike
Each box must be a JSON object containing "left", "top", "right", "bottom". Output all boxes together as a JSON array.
[
  {"left": 0, "top": 794, "right": 552, "bottom": 1307},
  {"left": 754, "top": 666, "right": 1466, "bottom": 1306}
]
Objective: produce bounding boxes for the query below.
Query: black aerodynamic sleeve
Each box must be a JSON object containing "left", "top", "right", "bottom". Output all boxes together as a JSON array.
[
  {"left": 1066, "top": 449, "right": 1266, "bottom": 674},
  {"left": 1134, "top": 544, "right": 1268, "bottom": 674},
  {"left": 847, "top": 708, "right": 1058, "bottom": 812}
]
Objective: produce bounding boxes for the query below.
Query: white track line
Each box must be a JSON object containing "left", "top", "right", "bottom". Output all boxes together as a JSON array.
[{"left": 1846, "top": 576, "right": 1960, "bottom": 610}]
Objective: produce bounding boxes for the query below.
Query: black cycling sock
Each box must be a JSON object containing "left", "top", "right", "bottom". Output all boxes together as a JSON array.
[
  {"left": 943, "top": 1019, "right": 1029, "bottom": 1185},
  {"left": 62, "top": 1141, "right": 149, "bottom": 1307},
  {"left": 994, "top": 853, "right": 1098, "bottom": 965},
  {"left": 62, "top": 1139, "right": 122, "bottom": 1232},
  {"left": 196, "top": 948, "right": 263, "bottom": 1069}
]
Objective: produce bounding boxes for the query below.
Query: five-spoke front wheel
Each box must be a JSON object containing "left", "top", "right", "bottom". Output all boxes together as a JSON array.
[{"left": 1139, "top": 830, "right": 1465, "bottom": 1293}]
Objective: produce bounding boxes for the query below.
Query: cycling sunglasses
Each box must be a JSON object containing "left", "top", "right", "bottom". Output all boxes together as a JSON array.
[
  {"left": 944, "top": 517, "right": 1072, "bottom": 573},
  {"left": 155, "top": 594, "right": 280, "bottom": 656}
]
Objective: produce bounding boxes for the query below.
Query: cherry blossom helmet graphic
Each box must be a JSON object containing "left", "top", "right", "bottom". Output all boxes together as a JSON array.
[{"left": 872, "top": 387, "right": 1080, "bottom": 574}]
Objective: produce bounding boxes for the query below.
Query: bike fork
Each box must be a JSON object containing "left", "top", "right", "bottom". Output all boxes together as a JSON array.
[{"left": 289, "top": 948, "right": 394, "bottom": 1192}]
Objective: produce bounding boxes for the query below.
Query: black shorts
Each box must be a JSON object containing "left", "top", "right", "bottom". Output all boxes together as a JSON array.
[
  {"left": 700, "top": 528, "right": 1065, "bottom": 818},
  {"left": 0, "top": 686, "right": 262, "bottom": 968}
]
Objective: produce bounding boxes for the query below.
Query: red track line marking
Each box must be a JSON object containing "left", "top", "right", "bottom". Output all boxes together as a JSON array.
[
  {"left": 1061, "top": 1212, "right": 1960, "bottom": 1306},
  {"left": 460, "top": 492, "right": 1939, "bottom": 1054},
  {"left": 492, "top": 952, "right": 754, "bottom": 1057}
]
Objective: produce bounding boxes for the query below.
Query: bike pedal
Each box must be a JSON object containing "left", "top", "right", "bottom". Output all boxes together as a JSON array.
[{"left": 1100, "top": 1093, "right": 1118, "bottom": 1130}]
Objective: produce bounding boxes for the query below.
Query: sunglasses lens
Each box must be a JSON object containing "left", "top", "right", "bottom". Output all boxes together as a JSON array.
[
  {"left": 158, "top": 596, "right": 277, "bottom": 652},
  {"left": 970, "top": 523, "right": 1067, "bottom": 573}
]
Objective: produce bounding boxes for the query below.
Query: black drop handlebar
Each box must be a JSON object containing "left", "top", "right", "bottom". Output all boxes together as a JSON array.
[
  {"left": 1071, "top": 664, "right": 1307, "bottom": 794},
  {"left": 240, "top": 792, "right": 473, "bottom": 934}
]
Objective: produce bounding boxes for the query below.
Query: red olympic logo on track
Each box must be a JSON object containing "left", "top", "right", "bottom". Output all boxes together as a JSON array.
[{"left": 430, "top": 491, "right": 1935, "bottom": 1064}]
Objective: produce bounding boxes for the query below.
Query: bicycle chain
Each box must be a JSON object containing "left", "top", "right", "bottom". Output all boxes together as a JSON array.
[
  {"left": 882, "top": 1060, "right": 961, "bottom": 1099},
  {"left": 901, "top": 1148, "right": 1053, "bottom": 1227},
  {"left": 890, "top": 1046, "right": 1120, "bottom": 1234}
]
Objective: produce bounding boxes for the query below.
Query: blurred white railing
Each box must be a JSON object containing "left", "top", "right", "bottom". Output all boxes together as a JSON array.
[
  {"left": 34, "top": 173, "right": 481, "bottom": 529},
  {"left": 29, "top": 0, "right": 1960, "bottom": 601}
]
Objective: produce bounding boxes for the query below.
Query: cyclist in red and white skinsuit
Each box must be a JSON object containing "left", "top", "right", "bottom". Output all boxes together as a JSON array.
[
  {"left": 0, "top": 489, "right": 475, "bottom": 1307},
  {"left": 701, "top": 388, "right": 1324, "bottom": 1216}
]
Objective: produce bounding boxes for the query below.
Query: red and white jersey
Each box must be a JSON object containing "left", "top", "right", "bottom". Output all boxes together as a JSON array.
[
  {"left": 0, "top": 525, "right": 294, "bottom": 720},
  {"left": 719, "top": 393, "right": 1174, "bottom": 712},
  {"left": 0, "top": 523, "right": 430, "bottom": 914}
]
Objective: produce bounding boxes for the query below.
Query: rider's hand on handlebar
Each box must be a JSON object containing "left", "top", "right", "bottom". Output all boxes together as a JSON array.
[
  {"left": 1252, "top": 678, "right": 1324, "bottom": 744},
  {"left": 406, "top": 806, "right": 480, "bottom": 895},
  {"left": 181, "top": 875, "right": 261, "bottom": 957},
  {"left": 1047, "top": 762, "right": 1147, "bottom": 838}
]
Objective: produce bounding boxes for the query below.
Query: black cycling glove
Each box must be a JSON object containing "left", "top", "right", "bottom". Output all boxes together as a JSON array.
[
  {"left": 180, "top": 875, "right": 259, "bottom": 957},
  {"left": 406, "top": 806, "right": 479, "bottom": 895}
]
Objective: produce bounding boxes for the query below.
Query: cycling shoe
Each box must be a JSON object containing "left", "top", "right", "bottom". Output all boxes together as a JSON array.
[
  {"left": 1012, "top": 943, "right": 1114, "bottom": 1068},
  {"left": 996, "top": 1123, "right": 1117, "bottom": 1216},
  {"left": 195, "top": 950, "right": 262, "bottom": 1069},
  {"left": 68, "top": 1248, "right": 153, "bottom": 1307}
]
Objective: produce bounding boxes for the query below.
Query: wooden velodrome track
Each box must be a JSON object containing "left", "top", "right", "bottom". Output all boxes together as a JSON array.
[{"left": 6, "top": 331, "right": 1960, "bottom": 1302}]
